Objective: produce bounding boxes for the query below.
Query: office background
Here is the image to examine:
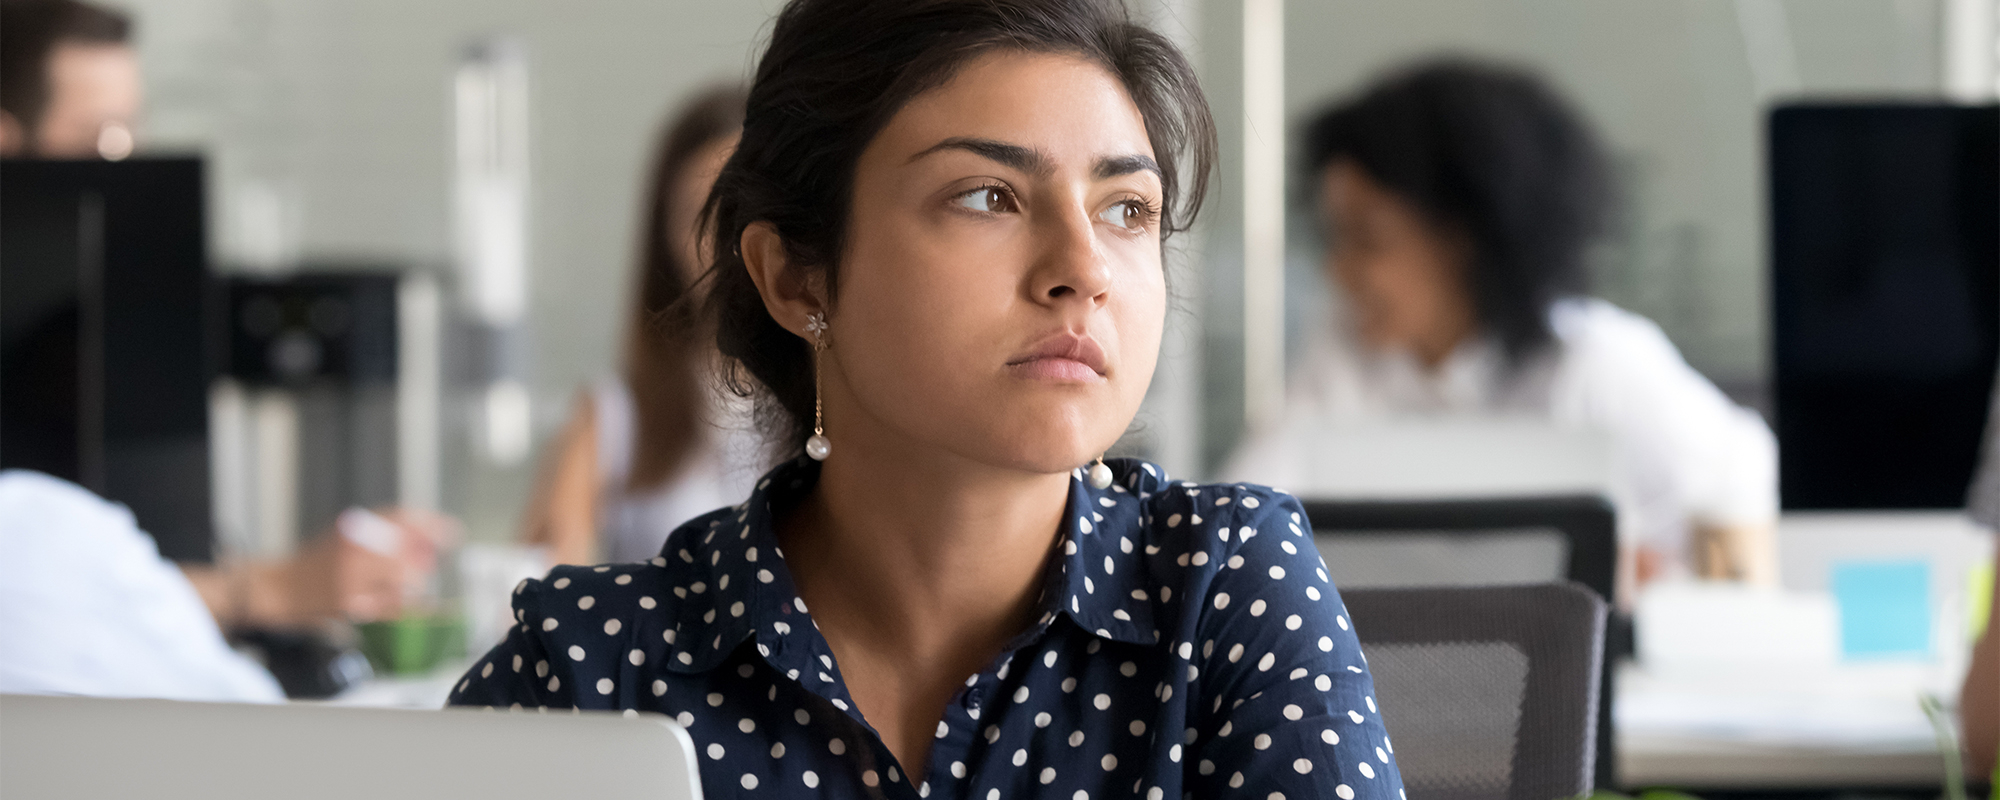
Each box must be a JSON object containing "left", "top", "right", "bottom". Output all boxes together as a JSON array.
[
  {"left": 105, "top": 0, "right": 1960, "bottom": 543},
  {"left": 3, "top": 0, "right": 1994, "bottom": 793}
]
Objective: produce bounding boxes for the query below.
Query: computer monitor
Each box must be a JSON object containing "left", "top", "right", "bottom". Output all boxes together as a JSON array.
[
  {"left": 1770, "top": 103, "right": 2000, "bottom": 510},
  {"left": 0, "top": 158, "right": 213, "bottom": 561}
]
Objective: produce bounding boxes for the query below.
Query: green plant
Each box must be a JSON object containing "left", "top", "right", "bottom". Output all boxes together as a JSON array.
[{"left": 1918, "top": 693, "right": 1967, "bottom": 800}]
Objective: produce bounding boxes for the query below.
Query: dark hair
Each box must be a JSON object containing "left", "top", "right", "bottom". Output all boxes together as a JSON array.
[
  {"left": 622, "top": 84, "right": 747, "bottom": 490},
  {"left": 1303, "top": 57, "right": 1610, "bottom": 363},
  {"left": 0, "top": 0, "right": 130, "bottom": 148},
  {"left": 703, "top": 0, "right": 1216, "bottom": 452}
]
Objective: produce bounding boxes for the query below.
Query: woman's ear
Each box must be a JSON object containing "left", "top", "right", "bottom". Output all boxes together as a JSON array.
[{"left": 741, "top": 221, "right": 825, "bottom": 341}]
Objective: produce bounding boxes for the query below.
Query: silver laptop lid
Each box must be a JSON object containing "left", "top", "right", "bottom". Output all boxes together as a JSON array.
[{"left": 0, "top": 694, "right": 703, "bottom": 800}]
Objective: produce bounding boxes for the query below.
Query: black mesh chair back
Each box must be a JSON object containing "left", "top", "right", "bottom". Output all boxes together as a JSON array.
[
  {"left": 1343, "top": 583, "right": 1607, "bottom": 800},
  {"left": 1300, "top": 496, "right": 1616, "bottom": 602},
  {"left": 1302, "top": 495, "right": 1621, "bottom": 788}
]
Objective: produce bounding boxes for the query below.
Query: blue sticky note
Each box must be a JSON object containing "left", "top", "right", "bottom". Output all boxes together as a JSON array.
[{"left": 1831, "top": 560, "right": 1931, "bottom": 659}]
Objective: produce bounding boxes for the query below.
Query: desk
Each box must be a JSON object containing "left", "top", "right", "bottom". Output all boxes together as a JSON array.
[
  {"left": 318, "top": 659, "right": 469, "bottom": 709},
  {"left": 1614, "top": 512, "right": 1987, "bottom": 790},
  {"left": 1617, "top": 664, "right": 1947, "bottom": 789}
]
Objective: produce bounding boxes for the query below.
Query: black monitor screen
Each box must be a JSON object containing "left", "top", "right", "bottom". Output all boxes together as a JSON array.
[
  {"left": 1, "top": 158, "right": 213, "bottom": 560},
  {"left": 1771, "top": 104, "right": 1999, "bottom": 510}
]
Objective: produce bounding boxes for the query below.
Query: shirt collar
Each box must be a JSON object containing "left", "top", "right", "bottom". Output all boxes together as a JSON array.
[
  {"left": 652, "top": 464, "right": 808, "bottom": 679},
  {"left": 1047, "top": 459, "right": 1164, "bottom": 646},
  {"left": 652, "top": 455, "right": 1168, "bottom": 689}
]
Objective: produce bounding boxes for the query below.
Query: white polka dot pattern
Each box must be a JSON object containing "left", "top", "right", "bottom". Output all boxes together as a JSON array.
[{"left": 447, "top": 457, "right": 1402, "bottom": 799}]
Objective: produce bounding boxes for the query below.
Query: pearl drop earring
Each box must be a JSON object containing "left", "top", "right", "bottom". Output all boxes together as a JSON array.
[
  {"left": 1088, "top": 456, "right": 1113, "bottom": 489},
  {"left": 803, "top": 312, "right": 831, "bottom": 461}
]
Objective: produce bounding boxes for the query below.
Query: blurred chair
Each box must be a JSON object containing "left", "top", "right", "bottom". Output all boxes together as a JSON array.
[
  {"left": 1343, "top": 582, "right": 1607, "bottom": 800},
  {"left": 0, "top": 694, "right": 704, "bottom": 800},
  {"left": 1303, "top": 495, "right": 1620, "bottom": 789},
  {"left": 1301, "top": 495, "right": 1616, "bottom": 599}
]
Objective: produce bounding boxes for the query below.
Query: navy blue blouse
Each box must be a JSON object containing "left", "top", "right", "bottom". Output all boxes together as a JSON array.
[{"left": 450, "top": 457, "right": 1406, "bottom": 800}]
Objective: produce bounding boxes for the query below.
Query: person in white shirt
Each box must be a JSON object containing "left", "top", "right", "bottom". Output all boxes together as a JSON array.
[
  {"left": 0, "top": 470, "right": 444, "bottom": 700},
  {"left": 0, "top": 470, "right": 284, "bottom": 701},
  {"left": 519, "top": 86, "right": 766, "bottom": 566},
  {"left": 1225, "top": 58, "right": 1777, "bottom": 589}
]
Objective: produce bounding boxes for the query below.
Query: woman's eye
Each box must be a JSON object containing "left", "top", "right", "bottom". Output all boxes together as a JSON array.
[
  {"left": 956, "top": 187, "right": 1011, "bottom": 213},
  {"left": 1097, "top": 201, "right": 1142, "bottom": 230}
]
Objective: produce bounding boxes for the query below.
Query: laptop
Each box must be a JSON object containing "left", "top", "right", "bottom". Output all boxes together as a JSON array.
[{"left": 0, "top": 693, "right": 704, "bottom": 799}]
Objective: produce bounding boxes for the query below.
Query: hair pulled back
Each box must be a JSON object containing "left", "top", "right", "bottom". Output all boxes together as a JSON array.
[
  {"left": 1304, "top": 58, "right": 1611, "bottom": 364},
  {"left": 623, "top": 84, "right": 745, "bottom": 489},
  {"left": 703, "top": 0, "right": 1216, "bottom": 453}
]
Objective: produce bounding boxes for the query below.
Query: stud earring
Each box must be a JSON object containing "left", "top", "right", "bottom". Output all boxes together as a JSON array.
[
  {"left": 1088, "top": 455, "right": 1113, "bottom": 489},
  {"left": 804, "top": 312, "right": 831, "bottom": 461}
]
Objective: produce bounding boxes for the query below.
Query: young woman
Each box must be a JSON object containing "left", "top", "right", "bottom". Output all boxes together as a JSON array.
[
  {"left": 1224, "top": 59, "right": 1779, "bottom": 589},
  {"left": 454, "top": 1, "right": 1404, "bottom": 797},
  {"left": 520, "top": 86, "right": 766, "bottom": 566}
]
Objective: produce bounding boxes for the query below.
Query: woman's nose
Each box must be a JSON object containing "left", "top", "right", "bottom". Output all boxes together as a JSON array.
[{"left": 1030, "top": 208, "right": 1112, "bottom": 307}]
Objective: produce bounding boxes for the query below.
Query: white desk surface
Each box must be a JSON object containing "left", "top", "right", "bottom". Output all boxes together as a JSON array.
[
  {"left": 1620, "top": 735, "right": 1942, "bottom": 789},
  {"left": 1615, "top": 512, "right": 1985, "bottom": 790},
  {"left": 319, "top": 658, "right": 471, "bottom": 709},
  {"left": 1615, "top": 663, "right": 1951, "bottom": 788}
]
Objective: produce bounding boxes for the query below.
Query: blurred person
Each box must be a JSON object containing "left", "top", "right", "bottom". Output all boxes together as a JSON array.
[
  {"left": 0, "top": 470, "right": 448, "bottom": 700},
  {"left": 451, "top": 0, "right": 1404, "bottom": 795},
  {"left": 0, "top": 0, "right": 140, "bottom": 159},
  {"left": 518, "top": 85, "right": 765, "bottom": 567},
  {"left": 1225, "top": 58, "right": 1779, "bottom": 589}
]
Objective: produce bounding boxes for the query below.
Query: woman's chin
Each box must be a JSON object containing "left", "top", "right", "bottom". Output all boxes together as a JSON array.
[
  {"left": 960, "top": 428, "right": 1116, "bottom": 477},
  {"left": 877, "top": 391, "right": 1134, "bottom": 476}
]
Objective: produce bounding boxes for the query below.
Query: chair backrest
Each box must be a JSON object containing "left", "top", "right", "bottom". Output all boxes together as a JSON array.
[
  {"left": 1342, "top": 583, "right": 1607, "bottom": 800},
  {"left": 1302, "top": 495, "right": 1617, "bottom": 604},
  {"left": 0, "top": 694, "right": 704, "bottom": 800},
  {"left": 1303, "top": 494, "right": 1622, "bottom": 790}
]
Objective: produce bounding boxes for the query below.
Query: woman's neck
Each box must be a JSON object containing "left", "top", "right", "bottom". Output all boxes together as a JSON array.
[
  {"left": 1411, "top": 306, "right": 1478, "bottom": 372},
  {"left": 772, "top": 408, "right": 1074, "bottom": 776},
  {"left": 779, "top": 427, "right": 1069, "bottom": 657}
]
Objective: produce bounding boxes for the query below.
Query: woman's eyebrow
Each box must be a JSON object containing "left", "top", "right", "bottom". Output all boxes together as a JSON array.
[
  {"left": 909, "top": 137, "right": 1052, "bottom": 177},
  {"left": 909, "top": 137, "right": 1161, "bottom": 185},
  {"left": 1094, "top": 153, "right": 1161, "bottom": 182}
]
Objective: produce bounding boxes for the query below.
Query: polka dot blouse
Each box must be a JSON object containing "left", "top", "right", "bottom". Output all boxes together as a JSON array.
[{"left": 450, "top": 457, "right": 1406, "bottom": 799}]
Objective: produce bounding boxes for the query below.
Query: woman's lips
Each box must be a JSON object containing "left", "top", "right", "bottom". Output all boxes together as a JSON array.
[
  {"left": 1009, "top": 358, "right": 1104, "bottom": 382},
  {"left": 1007, "top": 333, "right": 1108, "bottom": 383}
]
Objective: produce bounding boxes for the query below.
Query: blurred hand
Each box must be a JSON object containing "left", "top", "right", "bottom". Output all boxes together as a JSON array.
[
  {"left": 327, "top": 507, "right": 455, "bottom": 621},
  {"left": 244, "top": 507, "right": 457, "bottom": 627}
]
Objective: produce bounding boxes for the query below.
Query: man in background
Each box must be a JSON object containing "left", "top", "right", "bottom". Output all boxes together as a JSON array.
[{"left": 0, "top": 0, "right": 140, "bottom": 159}]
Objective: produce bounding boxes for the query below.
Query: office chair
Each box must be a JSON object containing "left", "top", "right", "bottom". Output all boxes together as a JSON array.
[
  {"left": 1302, "top": 495, "right": 1622, "bottom": 789},
  {"left": 1343, "top": 582, "right": 1607, "bottom": 800}
]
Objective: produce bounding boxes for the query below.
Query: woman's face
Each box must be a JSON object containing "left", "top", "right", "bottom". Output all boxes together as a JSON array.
[
  {"left": 1321, "top": 160, "right": 1476, "bottom": 363},
  {"left": 825, "top": 51, "right": 1166, "bottom": 474}
]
